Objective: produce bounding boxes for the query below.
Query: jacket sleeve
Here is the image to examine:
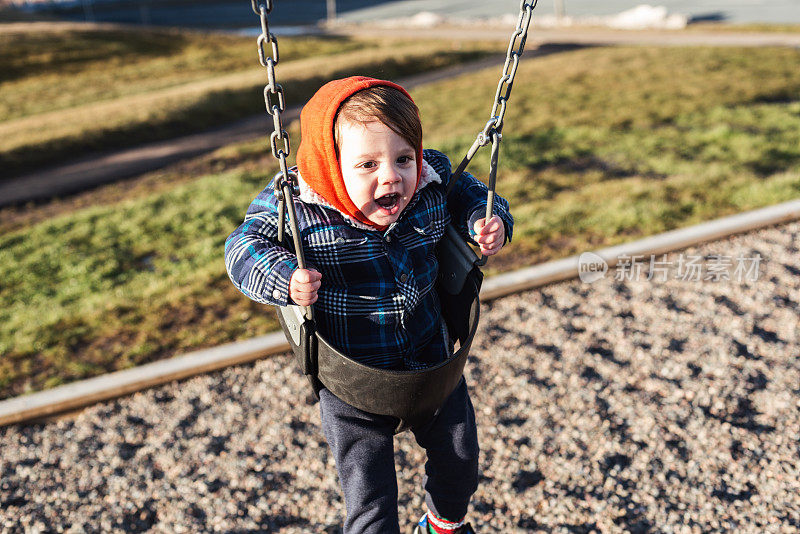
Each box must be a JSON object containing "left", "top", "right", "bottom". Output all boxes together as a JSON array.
[
  {"left": 224, "top": 181, "right": 299, "bottom": 306},
  {"left": 423, "top": 149, "right": 514, "bottom": 245}
]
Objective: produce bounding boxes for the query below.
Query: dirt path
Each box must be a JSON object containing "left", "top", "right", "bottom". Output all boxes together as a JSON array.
[{"left": 330, "top": 24, "right": 800, "bottom": 48}]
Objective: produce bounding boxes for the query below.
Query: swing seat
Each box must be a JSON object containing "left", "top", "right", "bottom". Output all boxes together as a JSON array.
[{"left": 276, "top": 224, "right": 483, "bottom": 434}]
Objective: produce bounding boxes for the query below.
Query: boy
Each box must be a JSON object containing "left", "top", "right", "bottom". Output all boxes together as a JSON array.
[{"left": 225, "top": 76, "right": 513, "bottom": 533}]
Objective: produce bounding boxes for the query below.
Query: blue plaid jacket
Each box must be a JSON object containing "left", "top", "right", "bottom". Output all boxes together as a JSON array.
[{"left": 225, "top": 149, "right": 513, "bottom": 370}]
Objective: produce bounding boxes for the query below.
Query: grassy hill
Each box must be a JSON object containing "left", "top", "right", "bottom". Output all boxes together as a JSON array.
[{"left": 0, "top": 25, "right": 500, "bottom": 176}]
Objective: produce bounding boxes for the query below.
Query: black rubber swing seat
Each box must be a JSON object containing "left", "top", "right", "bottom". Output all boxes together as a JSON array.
[{"left": 276, "top": 224, "right": 483, "bottom": 434}]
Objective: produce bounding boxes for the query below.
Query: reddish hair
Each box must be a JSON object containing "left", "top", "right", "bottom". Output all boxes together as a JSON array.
[{"left": 334, "top": 85, "right": 423, "bottom": 154}]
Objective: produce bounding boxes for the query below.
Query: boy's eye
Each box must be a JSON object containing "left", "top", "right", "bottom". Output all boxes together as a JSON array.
[
  {"left": 397, "top": 155, "right": 413, "bottom": 164},
  {"left": 359, "top": 161, "right": 376, "bottom": 169}
]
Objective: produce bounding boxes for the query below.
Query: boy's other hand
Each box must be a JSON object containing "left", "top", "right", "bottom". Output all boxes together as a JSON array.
[
  {"left": 289, "top": 268, "right": 322, "bottom": 306},
  {"left": 473, "top": 215, "right": 505, "bottom": 256}
]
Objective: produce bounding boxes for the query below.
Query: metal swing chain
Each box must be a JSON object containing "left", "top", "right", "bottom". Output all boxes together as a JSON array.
[
  {"left": 251, "top": 0, "right": 312, "bottom": 319},
  {"left": 449, "top": 0, "right": 537, "bottom": 265},
  {"left": 489, "top": 0, "right": 537, "bottom": 136},
  {"left": 251, "top": 0, "right": 534, "bottom": 273},
  {"left": 451, "top": 0, "right": 537, "bottom": 180}
]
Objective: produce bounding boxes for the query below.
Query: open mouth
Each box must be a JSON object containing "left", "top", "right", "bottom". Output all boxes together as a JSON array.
[{"left": 375, "top": 193, "right": 400, "bottom": 211}]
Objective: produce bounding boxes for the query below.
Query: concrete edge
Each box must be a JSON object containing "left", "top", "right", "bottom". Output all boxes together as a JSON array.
[
  {"left": 2, "top": 199, "right": 799, "bottom": 427},
  {"left": 480, "top": 199, "right": 800, "bottom": 301},
  {"left": 0, "top": 332, "right": 289, "bottom": 427}
]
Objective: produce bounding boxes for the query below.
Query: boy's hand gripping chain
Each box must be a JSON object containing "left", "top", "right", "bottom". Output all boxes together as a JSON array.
[
  {"left": 448, "top": 0, "right": 537, "bottom": 265},
  {"left": 251, "top": 0, "right": 312, "bottom": 320}
]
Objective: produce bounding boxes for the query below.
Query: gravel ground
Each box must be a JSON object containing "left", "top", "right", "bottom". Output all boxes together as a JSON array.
[{"left": 1, "top": 221, "right": 798, "bottom": 533}]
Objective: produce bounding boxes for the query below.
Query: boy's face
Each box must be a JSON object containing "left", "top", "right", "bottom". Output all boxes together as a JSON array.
[{"left": 338, "top": 119, "right": 417, "bottom": 227}]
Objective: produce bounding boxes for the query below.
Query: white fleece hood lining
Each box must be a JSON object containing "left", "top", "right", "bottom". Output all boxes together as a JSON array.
[{"left": 295, "top": 159, "right": 441, "bottom": 231}]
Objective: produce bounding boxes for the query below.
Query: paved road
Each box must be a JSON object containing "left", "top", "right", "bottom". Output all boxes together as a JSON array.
[
  {"left": 2, "top": 26, "right": 799, "bottom": 207},
  {"left": 29, "top": 0, "right": 390, "bottom": 28},
  {"left": 337, "top": 0, "right": 800, "bottom": 25},
  {"left": 35, "top": 0, "right": 800, "bottom": 27}
]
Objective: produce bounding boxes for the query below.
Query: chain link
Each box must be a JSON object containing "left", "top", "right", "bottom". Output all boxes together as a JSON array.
[
  {"left": 257, "top": 32, "right": 280, "bottom": 67},
  {"left": 250, "top": 0, "right": 272, "bottom": 16}
]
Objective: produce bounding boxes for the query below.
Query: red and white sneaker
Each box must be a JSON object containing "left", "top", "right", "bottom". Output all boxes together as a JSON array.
[{"left": 412, "top": 513, "right": 476, "bottom": 534}]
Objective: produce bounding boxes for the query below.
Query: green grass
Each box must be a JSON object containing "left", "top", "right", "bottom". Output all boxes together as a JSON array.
[
  {"left": 0, "top": 28, "right": 361, "bottom": 120},
  {"left": 1, "top": 44, "right": 799, "bottom": 399},
  {"left": 416, "top": 45, "right": 800, "bottom": 267},
  {"left": 0, "top": 26, "right": 501, "bottom": 176},
  {"left": 0, "top": 165, "right": 279, "bottom": 393}
]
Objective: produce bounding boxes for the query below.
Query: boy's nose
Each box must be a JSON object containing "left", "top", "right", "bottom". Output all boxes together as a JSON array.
[{"left": 380, "top": 167, "right": 401, "bottom": 184}]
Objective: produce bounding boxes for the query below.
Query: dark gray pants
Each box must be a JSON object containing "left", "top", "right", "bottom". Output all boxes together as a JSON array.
[{"left": 319, "top": 379, "right": 480, "bottom": 534}]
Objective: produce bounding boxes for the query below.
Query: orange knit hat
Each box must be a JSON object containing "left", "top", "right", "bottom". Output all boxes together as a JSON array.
[{"left": 296, "top": 76, "right": 423, "bottom": 229}]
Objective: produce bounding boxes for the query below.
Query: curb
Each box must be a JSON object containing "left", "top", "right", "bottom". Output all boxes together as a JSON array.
[
  {"left": 1, "top": 199, "right": 798, "bottom": 427},
  {"left": 0, "top": 332, "right": 289, "bottom": 427},
  {"left": 481, "top": 199, "right": 800, "bottom": 300}
]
